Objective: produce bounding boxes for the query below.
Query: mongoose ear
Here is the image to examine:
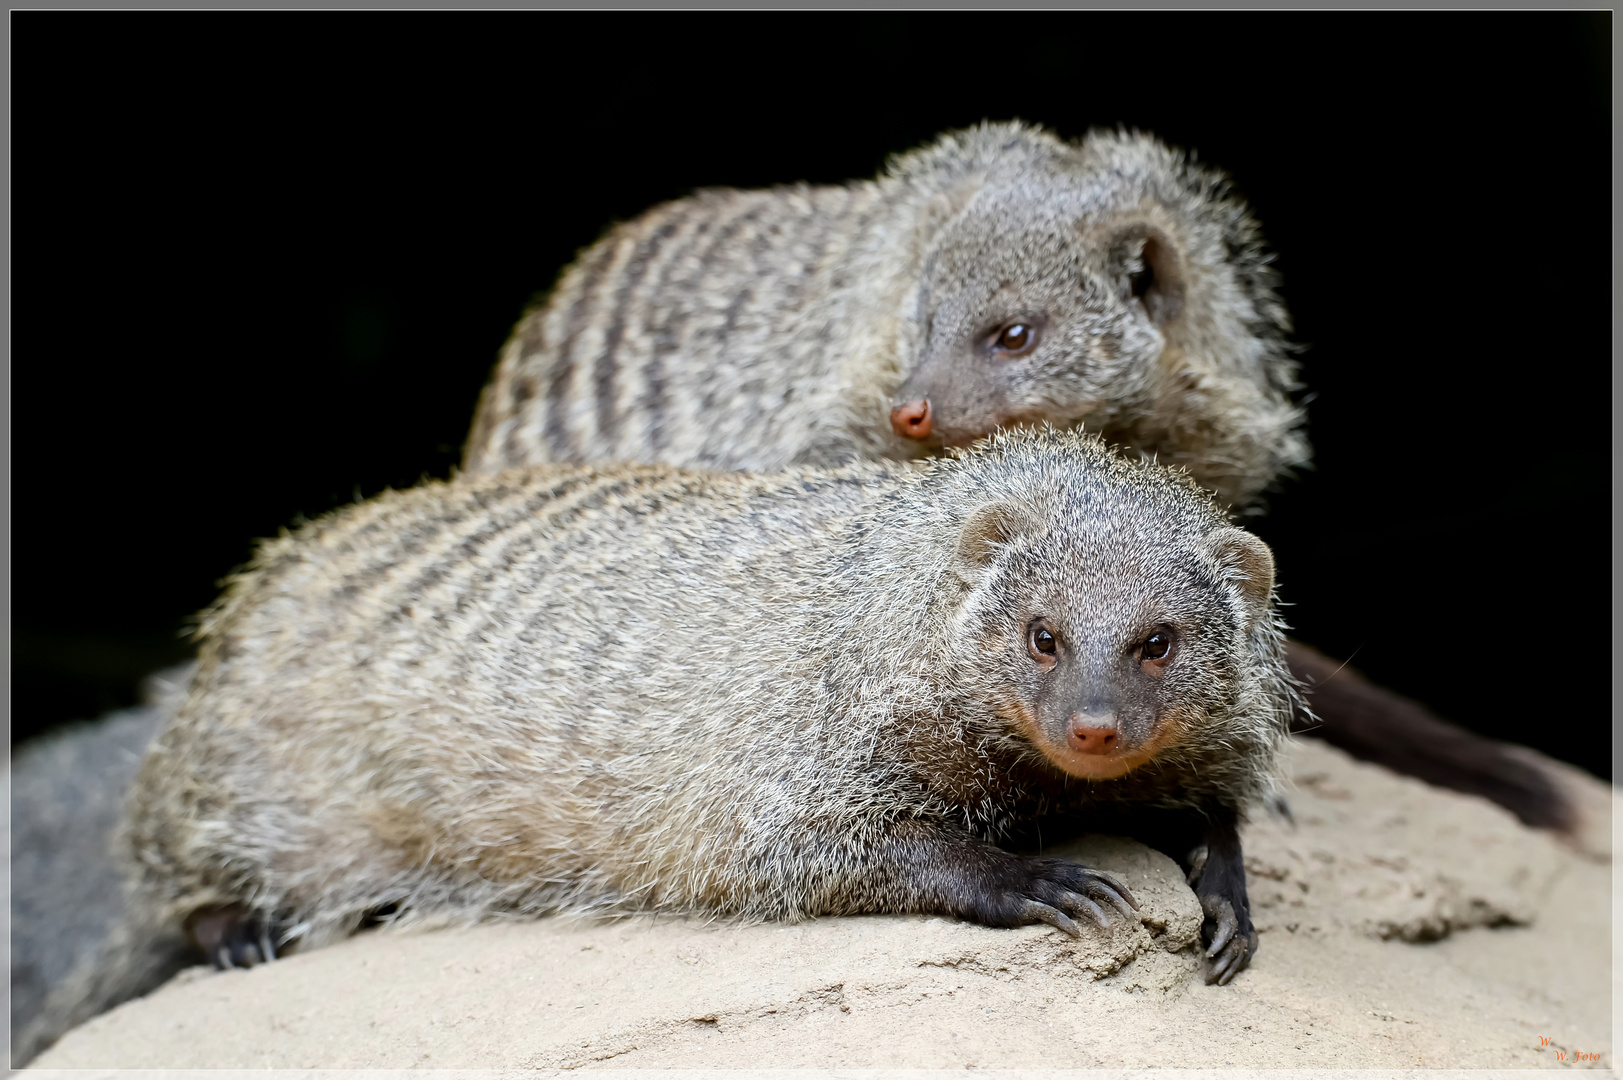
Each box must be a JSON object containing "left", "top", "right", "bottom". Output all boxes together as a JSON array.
[
  {"left": 1201, "top": 527, "right": 1275, "bottom": 629},
  {"left": 956, "top": 500, "right": 1034, "bottom": 569},
  {"left": 920, "top": 179, "right": 983, "bottom": 237},
  {"left": 1107, "top": 223, "right": 1186, "bottom": 326}
]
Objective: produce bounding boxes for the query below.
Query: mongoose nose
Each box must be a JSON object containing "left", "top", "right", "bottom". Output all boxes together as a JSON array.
[
  {"left": 1069, "top": 718, "right": 1118, "bottom": 756},
  {"left": 890, "top": 399, "right": 933, "bottom": 440}
]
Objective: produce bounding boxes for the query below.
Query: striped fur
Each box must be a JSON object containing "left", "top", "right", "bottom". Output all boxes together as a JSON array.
[
  {"left": 118, "top": 429, "right": 1291, "bottom": 951},
  {"left": 464, "top": 123, "right": 1307, "bottom": 509}
]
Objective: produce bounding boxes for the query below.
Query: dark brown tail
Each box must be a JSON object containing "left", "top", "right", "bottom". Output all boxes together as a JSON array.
[{"left": 1285, "top": 639, "right": 1576, "bottom": 833}]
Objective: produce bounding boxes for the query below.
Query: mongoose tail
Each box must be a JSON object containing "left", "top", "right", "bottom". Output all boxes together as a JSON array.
[{"left": 1285, "top": 642, "right": 1574, "bottom": 832}]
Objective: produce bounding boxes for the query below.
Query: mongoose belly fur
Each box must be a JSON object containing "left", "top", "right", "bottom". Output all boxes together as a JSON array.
[
  {"left": 41, "top": 430, "right": 1289, "bottom": 1061},
  {"left": 459, "top": 121, "right": 1573, "bottom": 837}
]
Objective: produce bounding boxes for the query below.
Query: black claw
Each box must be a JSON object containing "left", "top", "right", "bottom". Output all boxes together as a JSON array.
[
  {"left": 187, "top": 905, "right": 285, "bottom": 971},
  {"left": 968, "top": 855, "right": 1143, "bottom": 937},
  {"left": 1021, "top": 899, "right": 1082, "bottom": 938},
  {"left": 1199, "top": 893, "right": 1238, "bottom": 957},
  {"left": 1060, "top": 891, "right": 1110, "bottom": 928},
  {"left": 1143, "top": 813, "right": 1259, "bottom": 985},
  {"left": 1185, "top": 844, "right": 1210, "bottom": 887},
  {"left": 1206, "top": 934, "right": 1252, "bottom": 986},
  {"left": 1116, "top": 805, "right": 1257, "bottom": 984},
  {"left": 1089, "top": 878, "right": 1140, "bottom": 918},
  {"left": 1090, "top": 869, "right": 1139, "bottom": 911}
]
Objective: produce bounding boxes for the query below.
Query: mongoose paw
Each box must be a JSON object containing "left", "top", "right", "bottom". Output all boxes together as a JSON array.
[
  {"left": 978, "top": 856, "right": 1140, "bottom": 937},
  {"left": 1198, "top": 893, "right": 1256, "bottom": 985},
  {"left": 185, "top": 904, "right": 283, "bottom": 970}
]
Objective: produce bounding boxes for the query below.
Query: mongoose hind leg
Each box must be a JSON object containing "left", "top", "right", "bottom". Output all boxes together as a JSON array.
[{"left": 184, "top": 905, "right": 284, "bottom": 970}]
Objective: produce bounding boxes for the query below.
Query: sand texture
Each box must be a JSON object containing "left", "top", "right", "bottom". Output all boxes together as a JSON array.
[{"left": 28, "top": 739, "right": 1614, "bottom": 1071}]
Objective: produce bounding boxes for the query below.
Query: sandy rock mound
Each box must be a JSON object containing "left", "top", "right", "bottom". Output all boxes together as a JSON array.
[
  {"left": 1246, "top": 741, "right": 1575, "bottom": 944},
  {"left": 29, "top": 739, "right": 1613, "bottom": 1071}
]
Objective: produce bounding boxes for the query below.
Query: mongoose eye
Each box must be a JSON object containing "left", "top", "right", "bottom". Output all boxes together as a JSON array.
[
  {"left": 1028, "top": 624, "right": 1058, "bottom": 660},
  {"left": 1140, "top": 629, "right": 1175, "bottom": 673},
  {"left": 991, "top": 321, "right": 1039, "bottom": 356}
]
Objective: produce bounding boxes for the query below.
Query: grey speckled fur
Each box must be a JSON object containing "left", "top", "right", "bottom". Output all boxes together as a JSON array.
[{"left": 464, "top": 123, "right": 1306, "bottom": 510}]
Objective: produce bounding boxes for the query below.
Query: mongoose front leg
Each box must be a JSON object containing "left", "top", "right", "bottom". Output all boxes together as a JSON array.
[
  {"left": 184, "top": 904, "right": 282, "bottom": 970},
  {"left": 1115, "top": 804, "right": 1256, "bottom": 984},
  {"left": 1181, "top": 811, "right": 1256, "bottom": 985}
]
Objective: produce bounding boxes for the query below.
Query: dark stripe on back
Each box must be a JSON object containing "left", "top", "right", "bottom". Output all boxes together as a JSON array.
[
  {"left": 594, "top": 208, "right": 687, "bottom": 443},
  {"left": 508, "top": 475, "right": 684, "bottom": 628},
  {"left": 458, "top": 474, "right": 657, "bottom": 617},
  {"left": 642, "top": 200, "right": 767, "bottom": 453},
  {"left": 723, "top": 219, "right": 776, "bottom": 349},
  {"left": 391, "top": 472, "right": 602, "bottom": 605},
  {"left": 799, "top": 188, "right": 865, "bottom": 382},
  {"left": 520, "top": 300, "right": 549, "bottom": 355},
  {"left": 502, "top": 373, "right": 539, "bottom": 470},
  {"left": 697, "top": 213, "right": 783, "bottom": 419},
  {"left": 544, "top": 237, "right": 625, "bottom": 461},
  {"left": 695, "top": 191, "right": 854, "bottom": 425}
]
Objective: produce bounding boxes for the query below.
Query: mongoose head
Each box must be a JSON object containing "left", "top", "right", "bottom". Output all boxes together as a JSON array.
[
  {"left": 887, "top": 126, "right": 1304, "bottom": 509},
  {"left": 891, "top": 176, "right": 1187, "bottom": 457},
  {"left": 915, "top": 430, "right": 1283, "bottom": 785}
]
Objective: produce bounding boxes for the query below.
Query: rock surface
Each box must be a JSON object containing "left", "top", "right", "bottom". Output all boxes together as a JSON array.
[{"left": 28, "top": 739, "right": 1614, "bottom": 1071}]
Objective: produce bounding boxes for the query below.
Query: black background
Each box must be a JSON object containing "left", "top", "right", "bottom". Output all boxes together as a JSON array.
[{"left": 13, "top": 14, "right": 1612, "bottom": 776}]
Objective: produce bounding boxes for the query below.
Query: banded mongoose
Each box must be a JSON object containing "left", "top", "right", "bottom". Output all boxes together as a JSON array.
[
  {"left": 459, "top": 121, "right": 1573, "bottom": 835},
  {"left": 24, "top": 429, "right": 1293, "bottom": 1062},
  {"left": 463, "top": 122, "right": 1305, "bottom": 511}
]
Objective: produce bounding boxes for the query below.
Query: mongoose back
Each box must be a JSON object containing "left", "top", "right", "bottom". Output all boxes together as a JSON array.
[
  {"left": 463, "top": 122, "right": 1306, "bottom": 510},
  {"left": 29, "top": 430, "right": 1292, "bottom": 1061}
]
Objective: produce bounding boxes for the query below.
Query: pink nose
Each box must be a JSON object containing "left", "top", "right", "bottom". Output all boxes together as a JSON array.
[
  {"left": 890, "top": 399, "right": 933, "bottom": 440},
  {"left": 1069, "top": 720, "right": 1118, "bottom": 755}
]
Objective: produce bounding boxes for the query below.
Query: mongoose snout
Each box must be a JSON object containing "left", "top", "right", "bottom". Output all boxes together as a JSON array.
[
  {"left": 1068, "top": 717, "right": 1118, "bottom": 755},
  {"left": 890, "top": 398, "right": 932, "bottom": 440}
]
